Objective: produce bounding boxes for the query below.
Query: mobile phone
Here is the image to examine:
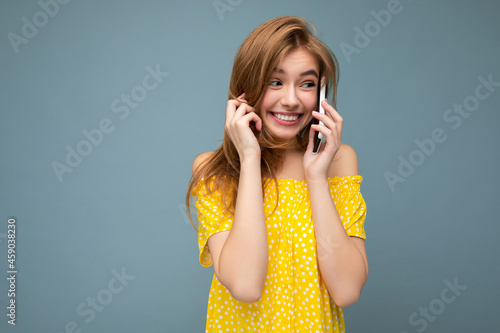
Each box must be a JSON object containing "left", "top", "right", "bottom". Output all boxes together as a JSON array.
[{"left": 312, "top": 78, "right": 326, "bottom": 154}]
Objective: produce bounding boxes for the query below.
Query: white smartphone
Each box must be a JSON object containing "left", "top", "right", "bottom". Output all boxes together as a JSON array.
[{"left": 312, "top": 78, "right": 326, "bottom": 154}]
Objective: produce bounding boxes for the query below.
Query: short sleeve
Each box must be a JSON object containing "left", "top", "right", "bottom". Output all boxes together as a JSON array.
[
  {"left": 191, "top": 178, "right": 233, "bottom": 267},
  {"left": 329, "top": 175, "right": 367, "bottom": 240}
]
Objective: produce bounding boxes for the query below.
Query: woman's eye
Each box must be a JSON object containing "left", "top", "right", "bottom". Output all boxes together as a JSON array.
[
  {"left": 269, "top": 80, "right": 282, "bottom": 86},
  {"left": 303, "top": 82, "right": 316, "bottom": 88}
]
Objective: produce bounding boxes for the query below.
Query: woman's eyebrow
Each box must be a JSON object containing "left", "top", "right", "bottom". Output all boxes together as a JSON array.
[{"left": 273, "top": 68, "right": 318, "bottom": 78}]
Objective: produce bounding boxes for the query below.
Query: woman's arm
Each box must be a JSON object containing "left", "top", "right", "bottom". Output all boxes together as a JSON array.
[
  {"left": 215, "top": 155, "right": 268, "bottom": 302},
  {"left": 304, "top": 99, "right": 369, "bottom": 307},
  {"left": 307, "top": 144, "right": 368, "bottom": 307},
  {"left": 204, "top": 95, "right": 268, "bottom": 303}
]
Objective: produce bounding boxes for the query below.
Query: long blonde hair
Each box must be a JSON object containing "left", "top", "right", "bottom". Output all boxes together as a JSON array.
[{"left": 186, "top": 16, "right": 340, "bottom": 230}]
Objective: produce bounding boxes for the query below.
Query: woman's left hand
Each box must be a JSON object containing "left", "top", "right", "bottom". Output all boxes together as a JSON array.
[{"left": 303, "top": 99, "right": 343, "bottom": 182}]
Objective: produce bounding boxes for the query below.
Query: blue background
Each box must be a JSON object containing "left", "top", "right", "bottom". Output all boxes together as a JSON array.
[{"left": 1, "top": 0, "right": 499, "bottom": 332}]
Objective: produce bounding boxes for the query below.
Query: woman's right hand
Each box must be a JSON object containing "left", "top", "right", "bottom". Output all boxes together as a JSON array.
[{"left": 225, "top": 93, "right": 262, "bottom": 160}]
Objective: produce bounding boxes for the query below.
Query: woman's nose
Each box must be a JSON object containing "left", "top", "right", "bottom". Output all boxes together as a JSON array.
[{"left": 281, "top": 86, "right": 299, "bottom": 109}]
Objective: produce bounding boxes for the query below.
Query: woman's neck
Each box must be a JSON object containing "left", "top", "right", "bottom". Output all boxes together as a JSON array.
[{"left": 275, "top": 149, "right": 306, "bottom": 180}]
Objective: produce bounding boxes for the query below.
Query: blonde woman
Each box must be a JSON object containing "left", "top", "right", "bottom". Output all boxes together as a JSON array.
[{"left": 186, "top": 16, "right": 369, "bottom": 332}]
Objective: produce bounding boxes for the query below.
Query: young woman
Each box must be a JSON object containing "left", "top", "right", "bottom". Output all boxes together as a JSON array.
[{"left": 186, "top": 16, "right": 368, "bottom": 332}]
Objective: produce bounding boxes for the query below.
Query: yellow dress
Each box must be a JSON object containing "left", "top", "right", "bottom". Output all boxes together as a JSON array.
[{"left": 191, "top": 175, "right": 367, "bottom": 333}]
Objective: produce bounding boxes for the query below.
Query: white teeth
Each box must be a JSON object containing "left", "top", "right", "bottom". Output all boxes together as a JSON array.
[{"left": 274, "top": 113, "right": 299, "bottom": 121}]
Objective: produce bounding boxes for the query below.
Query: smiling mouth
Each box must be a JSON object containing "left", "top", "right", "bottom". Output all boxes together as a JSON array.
[{"left": 271, "top": 112, "right": 302, "bottom": 122}]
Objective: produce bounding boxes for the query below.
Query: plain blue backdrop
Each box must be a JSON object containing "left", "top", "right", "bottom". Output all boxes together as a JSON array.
[{"left": 1, "top": 0, "right": 499, "bottom": 332}]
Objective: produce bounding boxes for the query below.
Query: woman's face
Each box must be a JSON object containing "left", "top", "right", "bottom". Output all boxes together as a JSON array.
[{"left": 260, "top": 47, "right": 320, "bottom": 140}]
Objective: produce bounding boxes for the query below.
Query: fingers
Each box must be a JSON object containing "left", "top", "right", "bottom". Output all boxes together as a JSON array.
[
  {"left": 225, "top": 94, "right": 261, "bottom": 134},
  {"left": 243, "top": 111, "right": 262, "bottom": 131},
  {"left": 311, "top": 100, "right": 343, "bottom": 138},
  {"left": 309, "top": 100, "right": 342, "bottom": 155},
  {"left": 226, "top": 100, "right": 258, "bottom": 124},
  {"left": 223, "top": 93, "right": 262, "bottom": 158},
  {"left": 321, "top": 99, "right": 343, "bottom": 124},
  {"left": 226, "top": 94, "right": 250, "bottom": 123},
  {"left": 310, "top": 112, "right": 336, "bottom": 137}
]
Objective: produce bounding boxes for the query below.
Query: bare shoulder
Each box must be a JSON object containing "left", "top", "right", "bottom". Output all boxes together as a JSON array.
[
  {"left": 327, "top": 143, "right": 359, "bottom": 177},
  {"left": 192, "top": 151, "right": 215, "bottom": 173}
]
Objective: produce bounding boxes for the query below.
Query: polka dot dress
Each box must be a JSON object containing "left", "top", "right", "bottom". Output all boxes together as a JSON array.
[{"left": 192, "top": 175, "right": 367, "bottom": 332}]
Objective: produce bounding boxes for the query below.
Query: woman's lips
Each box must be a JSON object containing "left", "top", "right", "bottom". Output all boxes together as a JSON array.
[{"left": 270, "top": 112, "right": 303, "bottom": 126}]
